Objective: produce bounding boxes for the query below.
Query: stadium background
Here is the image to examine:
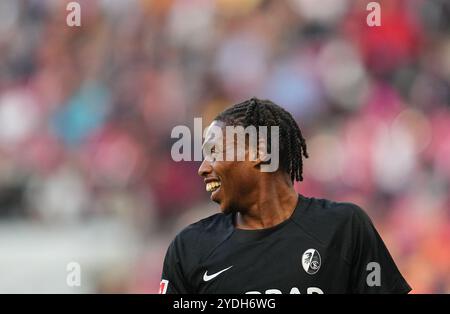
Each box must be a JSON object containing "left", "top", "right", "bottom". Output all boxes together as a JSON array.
[{"left": 0, "top": 0, "right": 449, "bottom": 293}]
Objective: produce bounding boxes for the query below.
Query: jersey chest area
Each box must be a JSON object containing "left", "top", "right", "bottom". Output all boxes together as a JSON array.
[{"left": 193, "top": 236, "right": 348, "bottom": 294}]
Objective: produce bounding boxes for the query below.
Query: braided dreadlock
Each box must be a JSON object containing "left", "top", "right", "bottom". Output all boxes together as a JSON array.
[{"left": 214, "top": 97, "right": 309, "bottom": 182}]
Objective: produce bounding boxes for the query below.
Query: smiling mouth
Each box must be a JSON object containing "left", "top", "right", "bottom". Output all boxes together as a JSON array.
[{"left": 206, "top": 181, "right": 221, "bottom": 193}]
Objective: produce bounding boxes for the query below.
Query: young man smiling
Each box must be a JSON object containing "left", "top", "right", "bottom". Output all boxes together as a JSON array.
[{"left": 159, "top": 97, "right": 411, "bottom": 294}]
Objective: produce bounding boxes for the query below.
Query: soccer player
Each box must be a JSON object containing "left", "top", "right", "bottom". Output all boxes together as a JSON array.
[{"left": 159, "top": 98, "right": 411, "bottom": 294}]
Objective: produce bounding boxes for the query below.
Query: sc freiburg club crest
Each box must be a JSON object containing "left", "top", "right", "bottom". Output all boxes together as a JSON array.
[{"left": 302, "top": 248, "right": 321, "bottom": 275}]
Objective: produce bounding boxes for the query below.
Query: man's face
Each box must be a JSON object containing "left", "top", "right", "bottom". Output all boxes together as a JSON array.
[{"left": 198, "top": 120, "right": 259, "bottom": 214}]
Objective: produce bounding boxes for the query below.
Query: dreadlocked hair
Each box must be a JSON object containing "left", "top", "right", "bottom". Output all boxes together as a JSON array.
[{"left": 214, "top": 97, "right": 309, "bottom": 182}]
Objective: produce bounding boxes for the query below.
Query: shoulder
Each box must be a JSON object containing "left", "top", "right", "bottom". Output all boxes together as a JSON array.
[
  {"left": 169, "top": 213, "right": 233, "bottom": 262},
  {"left": 175, "top": 213, "right": 231, "bottom": 244},
  {"left": 293, "top": 195, "right": 372, "bottom": 244},
  {"left": 165, "top": 213, "right": 233, "bottom": 280},
  {"left": 300, "top": 195, "right": 368, "bottom": 223}
]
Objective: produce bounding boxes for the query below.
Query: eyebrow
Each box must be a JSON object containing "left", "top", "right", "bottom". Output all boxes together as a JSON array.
[
  {"left": 202, "top": 140, "right": 213, "bottom": 152},
  {"left": 202, "top": 130, "right": 219, "bottom": 149}
]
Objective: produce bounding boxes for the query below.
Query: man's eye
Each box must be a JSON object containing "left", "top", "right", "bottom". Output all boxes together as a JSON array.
[
  {"left": 203, "top": 148, "right": 216, "bottom": 161},
  {"left": 205, "top": 154, "right": 216, "bottom": 162}
]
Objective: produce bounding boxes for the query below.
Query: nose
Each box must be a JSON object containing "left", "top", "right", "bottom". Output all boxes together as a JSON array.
[{"left": 198, "top": 159, "right": 213, "bottom": 177}]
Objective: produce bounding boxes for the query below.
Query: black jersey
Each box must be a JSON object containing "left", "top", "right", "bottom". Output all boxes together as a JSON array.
[{"left": 159, "top": 194, "right": 411, "bottom": 294}]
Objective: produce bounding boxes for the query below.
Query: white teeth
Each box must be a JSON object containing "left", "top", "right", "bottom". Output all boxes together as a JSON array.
[{"left": 206, "top": 181, "right": 221, "bottom": 192}]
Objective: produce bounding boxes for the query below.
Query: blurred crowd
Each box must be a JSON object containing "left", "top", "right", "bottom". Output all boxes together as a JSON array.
[{"left": 0, "top": 0, "right": 449, "bottom": 293}]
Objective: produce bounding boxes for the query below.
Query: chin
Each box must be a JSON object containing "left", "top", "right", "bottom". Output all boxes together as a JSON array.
[{"left": 213, "top": 193, "right": 234, "bottom": 214}]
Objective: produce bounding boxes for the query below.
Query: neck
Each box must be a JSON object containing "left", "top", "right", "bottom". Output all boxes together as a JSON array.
[{"left": 235, "top": 176, "right": 299, "bottom": 230}]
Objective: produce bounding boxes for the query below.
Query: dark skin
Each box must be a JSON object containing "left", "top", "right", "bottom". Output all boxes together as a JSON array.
[{"left": 198, "top": 120, "right": 299, "bottom": 230}]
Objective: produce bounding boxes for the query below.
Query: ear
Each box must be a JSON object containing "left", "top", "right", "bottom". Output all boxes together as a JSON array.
[{"left": 247, "top": 140, "right": 270, "bottom": 168}]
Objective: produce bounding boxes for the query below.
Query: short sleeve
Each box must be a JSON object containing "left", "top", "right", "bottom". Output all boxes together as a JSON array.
[
  {"left": 159, "top": 238, "right": 191, "bottom": 294},
  {"left": 349, "top": 206, "right": 412, "bottom": 294}
]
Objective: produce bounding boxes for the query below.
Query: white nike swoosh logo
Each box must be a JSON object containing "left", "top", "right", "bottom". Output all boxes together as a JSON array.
[{"left": 203, "top": 266, "right": 233, "bottom": 282}]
